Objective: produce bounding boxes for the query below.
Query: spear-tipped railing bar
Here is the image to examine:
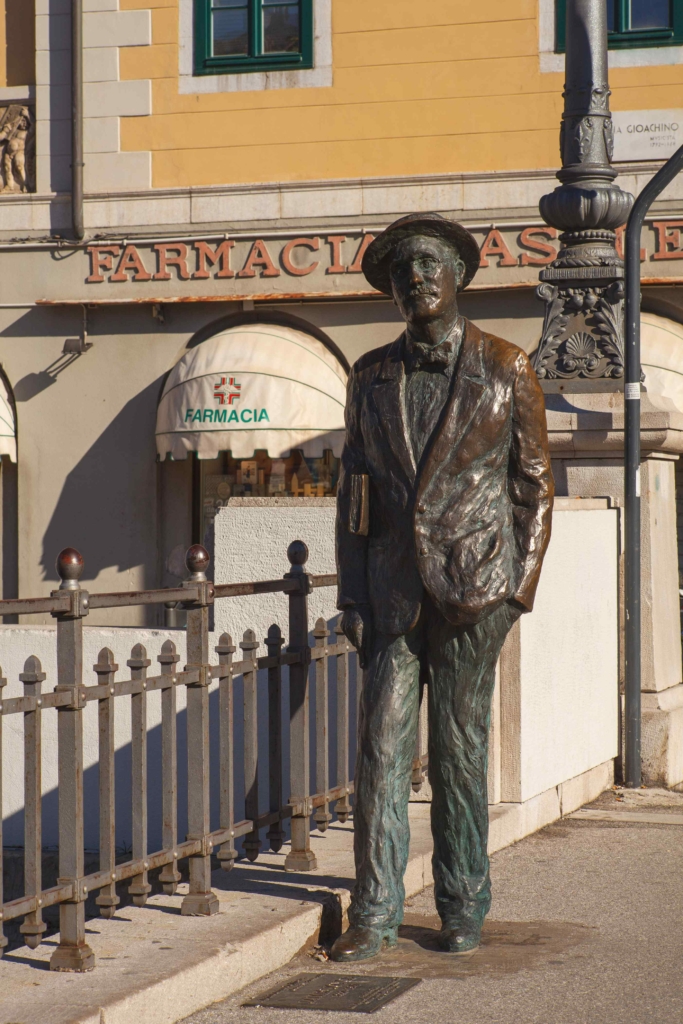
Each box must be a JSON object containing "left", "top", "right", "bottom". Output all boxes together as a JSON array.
[
  {"left": 128, "top": 644, "right": 152, "bottom": 907},
  {"left": 241, "top": 629, "right": 261, "bottom": 863},
  {"left": 216, "top": 632, "right": 238, "bottom": 871},
  {"left": 313, "top": 618, "right": 332, "bottom": 833},
  {"left": 158, "top": 640, "right": 182, "bottom": 894},
  {"left": 623, "top": 142, "right": 683, "bottom": 788},
  {"left": 94, "top": 648, "right": 120, "bottom": 918}
]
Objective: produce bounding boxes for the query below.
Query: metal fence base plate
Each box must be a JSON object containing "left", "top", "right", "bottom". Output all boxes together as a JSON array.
[{"left": 244, "top": 972, "right": 421, "bottom": 1013}]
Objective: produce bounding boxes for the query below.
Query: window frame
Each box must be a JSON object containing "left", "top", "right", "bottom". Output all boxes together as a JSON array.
[
  {"left": 194, "top": 0, "right": 314, "bottom": 75},
  {"left": 556, "top": 0, "right": 683, "bottom": 51}
]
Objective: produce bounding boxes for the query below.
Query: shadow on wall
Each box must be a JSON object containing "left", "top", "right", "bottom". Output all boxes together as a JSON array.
[
  {"left": 2, "top": 619, "right": 360, "bottom": 856},
  {"left": 40, "top": 379, "right": 163, "bottom": 583}
]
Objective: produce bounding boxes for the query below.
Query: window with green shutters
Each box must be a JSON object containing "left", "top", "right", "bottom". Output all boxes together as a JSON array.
[
  {"left": 556, "top": 0, "right": 683, "bottom": 51},
  {"left": 194, "top": 0, "right": 313, "bottom": 75}
]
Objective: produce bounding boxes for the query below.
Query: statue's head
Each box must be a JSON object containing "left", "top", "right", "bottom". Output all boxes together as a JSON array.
[
  {"left": 389, "top": 235, "right": 464, "bottom": 325},
  {"left": 362, "top": 213, "right": 480, "bottom": 327}
]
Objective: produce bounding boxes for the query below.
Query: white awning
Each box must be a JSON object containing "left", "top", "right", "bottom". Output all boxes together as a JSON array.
[
  {"left": 0, "top": 374, "right": 16, "bottom": 462},
  {"left": 156, "top": 323, "right": 347, "bottom": 460}
]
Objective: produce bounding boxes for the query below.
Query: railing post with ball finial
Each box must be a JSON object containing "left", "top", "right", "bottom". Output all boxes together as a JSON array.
[
  {"left": 49, "top": 548, "right": 94, "bottom": 973},
  {"left": 265, "top": 624, "right": 286, "bottom": 854},
  {"left": 284, "top": 540, "right": 317, "bottom": 871},
  {"left": 181, "top": 545, "right": 219, "bottom": 916}
]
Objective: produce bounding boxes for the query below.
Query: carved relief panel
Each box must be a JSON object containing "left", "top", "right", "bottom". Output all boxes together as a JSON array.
[{"left": 0, "top": 105, "right": 35, "bottom": 194}]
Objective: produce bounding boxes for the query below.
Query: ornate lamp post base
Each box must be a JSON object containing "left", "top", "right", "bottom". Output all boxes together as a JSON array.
[{"left": 536, "top": 256, "right": 625, "bottom": 390}]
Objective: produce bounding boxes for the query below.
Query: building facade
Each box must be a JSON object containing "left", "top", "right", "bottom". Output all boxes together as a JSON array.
[{"left": 1, "top": 0, "right": 683, "bottom": 625}]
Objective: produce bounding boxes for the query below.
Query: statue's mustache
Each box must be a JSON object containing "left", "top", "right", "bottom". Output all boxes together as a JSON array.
[{"left": 406, "top": 286, "right": 437, "bottom": 297}]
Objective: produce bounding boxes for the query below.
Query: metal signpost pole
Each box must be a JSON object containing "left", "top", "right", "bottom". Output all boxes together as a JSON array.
[{"left": 623, "top": 143, "right": 683, "bottom": 788}]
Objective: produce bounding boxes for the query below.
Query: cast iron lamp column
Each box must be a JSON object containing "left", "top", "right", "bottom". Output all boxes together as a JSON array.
[
  {"left": 533, "top": 0, "right": 633, "bottom": 386},
  {"left": 533, "top": 0, "right": 646, "bottom": 782}
]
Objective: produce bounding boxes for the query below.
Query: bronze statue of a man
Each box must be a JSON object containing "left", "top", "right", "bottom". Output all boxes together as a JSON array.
[{"left": 332, "top": 213, "right": 553, "bottom": 962}]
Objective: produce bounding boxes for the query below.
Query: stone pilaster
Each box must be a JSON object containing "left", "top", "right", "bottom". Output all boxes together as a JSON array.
[{"left": 546, "top": 391, "right": 683, "bottom": 787}]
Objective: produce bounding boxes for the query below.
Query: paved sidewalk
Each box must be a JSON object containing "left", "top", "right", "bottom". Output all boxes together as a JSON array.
[
  {"left": 0, "top": 807, "right": 432, "bottom": 1024},
  {"left": 0, "top": 777, "right": 598, "bottom": 1024},
  {"left": 183, "top": 789, "right": 683, "bottom": 1024}
]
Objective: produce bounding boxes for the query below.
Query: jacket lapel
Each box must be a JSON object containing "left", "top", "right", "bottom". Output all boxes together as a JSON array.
[
  {"left": 370, "top": 335, "right": 417, "bottom": 483},
  {"left": 419, "top": 319, "right": 488, "bottom": 489}
]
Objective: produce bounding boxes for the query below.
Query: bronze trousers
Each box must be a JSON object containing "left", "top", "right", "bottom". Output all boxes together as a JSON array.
[{"left": 349, "top": 599, "right": 519, "bottom": 932}]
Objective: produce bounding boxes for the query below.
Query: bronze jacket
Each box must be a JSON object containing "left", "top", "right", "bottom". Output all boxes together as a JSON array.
[{"left": 336, "top": 318, "right": 554, "bottom": 634}]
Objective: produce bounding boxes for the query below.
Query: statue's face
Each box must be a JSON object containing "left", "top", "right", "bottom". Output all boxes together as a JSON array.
[{"left": 389, "top": 235, "right": 464, "bottom": 324}]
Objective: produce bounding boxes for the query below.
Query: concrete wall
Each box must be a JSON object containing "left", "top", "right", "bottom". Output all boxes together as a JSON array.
[
  {"left": 518, "top": 508, "right": 619, "bottom": 801},
  {"left": 213, "top": 498, "right": 338, "bottom": 647}
]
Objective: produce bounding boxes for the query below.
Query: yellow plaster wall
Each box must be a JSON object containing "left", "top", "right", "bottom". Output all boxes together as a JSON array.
[
  {"left": 0, "top": 0, "right": 35, "bottom": 88},
  {"left": 118, "top": 0, "right": 683, "bottom": 189}
]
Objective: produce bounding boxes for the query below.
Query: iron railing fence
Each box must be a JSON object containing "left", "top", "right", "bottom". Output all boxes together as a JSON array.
[{"left": 0, "top": 539, "right": 428, "bottom": 972}]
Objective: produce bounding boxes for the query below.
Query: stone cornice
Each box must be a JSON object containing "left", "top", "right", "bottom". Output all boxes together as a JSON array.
[
  {"left": 0, "top": 161, "right": 679, "bottom": 240},
  {"left": 546, "top": 392, "right": 683, "bottom": 456}
]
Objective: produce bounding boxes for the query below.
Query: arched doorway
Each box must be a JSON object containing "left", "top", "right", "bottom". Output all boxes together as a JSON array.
[{"left": 155, "top": 316, "right": 347, "bottom": 602}]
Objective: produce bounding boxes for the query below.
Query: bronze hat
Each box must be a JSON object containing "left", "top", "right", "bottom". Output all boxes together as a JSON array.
[{"left": 362, "top": 213, "right": 481, "bottom": 296}]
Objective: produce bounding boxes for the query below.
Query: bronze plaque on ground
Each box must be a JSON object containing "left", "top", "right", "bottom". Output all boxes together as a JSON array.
[{"left": 244, "top": 972, "right": 421, "bottom": 1012}]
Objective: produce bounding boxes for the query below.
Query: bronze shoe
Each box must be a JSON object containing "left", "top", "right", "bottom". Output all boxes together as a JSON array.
[
  {"left": 329, "top": 925, "right": 397, "bottom": 963},
  {"left": 438, "top": 919, "right": 481, "bottom": 954}
]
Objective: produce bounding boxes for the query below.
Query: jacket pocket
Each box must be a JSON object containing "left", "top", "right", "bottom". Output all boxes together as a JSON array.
[{"left": 446, "top": 525, "right": 503, "bottom": 584}]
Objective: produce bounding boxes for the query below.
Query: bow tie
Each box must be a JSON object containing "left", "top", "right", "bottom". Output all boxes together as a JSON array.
[{"left": 406, "top": 337, "right": 456, "bottom": 372}]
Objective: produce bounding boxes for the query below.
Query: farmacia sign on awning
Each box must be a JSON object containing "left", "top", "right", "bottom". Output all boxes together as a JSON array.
[{"left": 155, "top": 323, "right": 347, "bottom": 460}]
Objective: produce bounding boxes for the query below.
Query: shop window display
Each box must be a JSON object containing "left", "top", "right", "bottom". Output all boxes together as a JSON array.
[{"left": 199, "top": 448, "right": 339, "bottom": 553}]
